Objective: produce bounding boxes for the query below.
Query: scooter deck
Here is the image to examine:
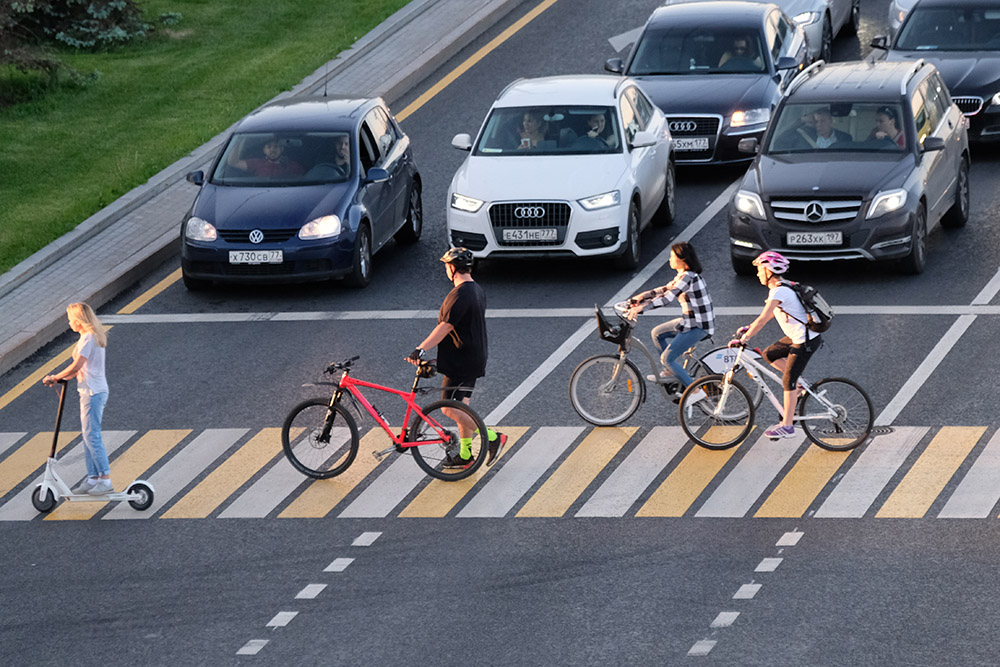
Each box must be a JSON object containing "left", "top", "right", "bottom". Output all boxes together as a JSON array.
[{"left": 60, "top": 492, "right": 143, "bottom": 503}]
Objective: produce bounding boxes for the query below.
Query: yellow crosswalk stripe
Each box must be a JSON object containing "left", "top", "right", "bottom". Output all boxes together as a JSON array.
[
  {"left": 278, "top": 429, "right": 389, "bottom": 518},
  {"left": 636, "top": 443, "right": 741, "bottom": 517},
  {"left": 398, "top": 427, "right": 528, "bottom": 518},
  {"left": 755, "top": 446, "right": 852, "bottom": 518},
  {"left": 517, "top": 427, "right": 636, "bottom": 518},
  {"left": 877, "top": 426, "right": 985, "bottom": 519},
  {"left": 47, "top": 430, "right": 188, "bottom": 521},
  {"left": 162, "top": 428, "right": 276, "bottom": 519},
  {"left": 0, "top": 432, "right": 78, "bottom": 499}
]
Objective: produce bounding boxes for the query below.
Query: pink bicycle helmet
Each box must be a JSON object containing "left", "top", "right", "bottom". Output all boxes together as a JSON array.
[{"left": 752, "top": 250, "right": 790, "bottom": 274}]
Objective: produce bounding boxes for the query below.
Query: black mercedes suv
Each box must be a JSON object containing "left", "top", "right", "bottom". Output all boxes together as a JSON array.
[{"left": 729, "top": 59, "right": 970, "bottom": 274}]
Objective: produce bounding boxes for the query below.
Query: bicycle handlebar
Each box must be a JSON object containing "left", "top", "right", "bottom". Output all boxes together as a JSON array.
[{"left": 325, "top": 356, "right": 360, "bottom": 374}]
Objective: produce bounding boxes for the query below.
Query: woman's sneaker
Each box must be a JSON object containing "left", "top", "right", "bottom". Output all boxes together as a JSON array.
[
  {"left": 71, "top": 478, "right": 96, "bottom": 494},
  {"left": 87, "top": 479, "right": 114, "bottom": 495},
  {"left": 764, "top": 424, "right": 796, "bottom": 440}
]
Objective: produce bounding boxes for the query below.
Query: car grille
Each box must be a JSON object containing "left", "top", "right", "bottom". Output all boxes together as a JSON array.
[
  {"left": 218, "top": 229, "right": 299, "bottom": 244},
  {"left": 953, "top": 96, "right": 983, "bottom": 116},
  {"left": 489, "top": 202, "right": 571, "bottom": 247},
  {"left": 770, "top": 198, "right": 864, "bottom": 223},
  {"left": 666, "top": 116, "right": 721, "bottom": 162}
]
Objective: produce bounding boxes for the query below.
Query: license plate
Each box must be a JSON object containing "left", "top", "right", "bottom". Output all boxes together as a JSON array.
[
  {"left": 502, "top": 228, "right": 557, "bottom": 242},
  {"left": 229, "top": 250, "right": 283, "bottom": 264},
  {"left": 787, "top": 231, "right": 843, "bottom": 246},
  {"left": 674, "top": 137, "right": 710, "bottom": 151}
]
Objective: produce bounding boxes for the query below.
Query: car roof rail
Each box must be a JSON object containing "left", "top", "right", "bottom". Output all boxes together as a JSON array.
[
  {"left": 783, "top": 60, "right": 825, "bottom": 98},
  {"left": 901, "top": 59, "right": 926, "bottom": 95}
]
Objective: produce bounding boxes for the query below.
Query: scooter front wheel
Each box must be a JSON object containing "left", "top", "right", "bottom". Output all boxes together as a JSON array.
[
  {"left": 32, "top": 486, "right": 57, "bottom": 513},
  {"left": 126, "top": 482, "right": 155, "bottom": 511}
]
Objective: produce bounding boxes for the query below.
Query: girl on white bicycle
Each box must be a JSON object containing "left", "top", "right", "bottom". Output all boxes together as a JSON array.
[
  {"left": 733, "top": 251, "right": 822, "bottom": 439},
  {"left": 627, "top": 242, "right": 715, "bottom": 398}
]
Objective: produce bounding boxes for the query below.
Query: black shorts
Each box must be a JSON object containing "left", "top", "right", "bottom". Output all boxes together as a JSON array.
[
  {"left": 441, "top": 375, "right": 477, "bottom": 402},
  {"left": 764, "top": 336, "right": 821, "bottom": 390}
]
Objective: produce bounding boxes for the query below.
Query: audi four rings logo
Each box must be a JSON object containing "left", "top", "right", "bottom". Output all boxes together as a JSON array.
[
  {"left": 669, "top": 121, "right": 698, "bottom": 133},
  {"left": 248, "top": 229, "right": 264, "bottom": 244},
  {"left": 514, "top": 206, "right": 546, "bottom": 218},
  {"left": 805, "top": 202, "right": 826, "bottom": 222}
]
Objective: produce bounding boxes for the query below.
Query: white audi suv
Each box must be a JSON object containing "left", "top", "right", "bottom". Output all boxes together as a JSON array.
[{"left": 446, "top": 75, "right": 675, "bottom": 268}]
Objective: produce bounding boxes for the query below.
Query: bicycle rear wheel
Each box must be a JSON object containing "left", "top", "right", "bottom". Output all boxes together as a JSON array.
[
  {"left": 678, "top": 374, "right": 755, "bottom": 450},
  {"left": 281, "top": 399, "right": 359, "bottom": 478},
  {"left": 410, "top": 400, "right": 488, "bottom": 481},
  {"left": 569, "top": 355, "right": 644, "bottom": 426},
  {"left": 798, "top": 378, "right": 873, "bottom": 451}
]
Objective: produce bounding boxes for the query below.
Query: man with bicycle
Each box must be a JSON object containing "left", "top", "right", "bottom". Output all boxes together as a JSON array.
[
  {"left": 406, "top": 248, "right": 506, "bottom": 468},
  {"left": 734, "top": 251, "right": 821, "bottom": 439}
]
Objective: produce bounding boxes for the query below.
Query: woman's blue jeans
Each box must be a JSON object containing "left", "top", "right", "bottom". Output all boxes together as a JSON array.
[
  {"left": 650, "top": 318, "right": 705, "bottom": 388},
  {"left": 79, "top": 391, "right": 110, "bottom": 477}
]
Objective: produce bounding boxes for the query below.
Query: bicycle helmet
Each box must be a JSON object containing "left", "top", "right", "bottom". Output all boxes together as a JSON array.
[
  {"left": 752, "top": 251, "right": 790, "bottom": 274},
  {"left": 440, "top": 247, "right": 474, "bottom": 269}
]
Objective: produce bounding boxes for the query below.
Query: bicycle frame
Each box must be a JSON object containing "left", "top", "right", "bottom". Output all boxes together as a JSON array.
[
  {"left": 335, "top": 374, "right": 451, "bottom": 449},
  {"left": 722, "top": 345, "right": 835, "bottom": 423}
]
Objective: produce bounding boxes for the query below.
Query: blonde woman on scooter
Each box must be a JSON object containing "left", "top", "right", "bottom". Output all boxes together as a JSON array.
[{"left": 42, "top": 303, "right": 112, "bottom": 495}]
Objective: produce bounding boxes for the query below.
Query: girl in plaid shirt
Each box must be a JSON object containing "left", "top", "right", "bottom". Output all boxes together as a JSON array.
[{"left": 627, "top": 242, "right": 715, "bottom": 395}]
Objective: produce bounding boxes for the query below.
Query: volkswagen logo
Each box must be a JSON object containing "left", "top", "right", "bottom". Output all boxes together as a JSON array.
[
  {"left": 669, "top": 120, "right": 699, "bottom": 133},
  {"left": 804, "top": 201, "right": 826, "bottom": 223},
  {"left": 514, "top": 206, "right": 545, "bottom": 219},
  {"left": 248, "top": 229, "right": 264, "bottom": 244}
]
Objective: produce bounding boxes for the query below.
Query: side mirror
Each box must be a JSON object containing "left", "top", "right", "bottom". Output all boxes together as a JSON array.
[
  {"left": 365, "top": 167, "right": 390, "bottom": 183},
  {"left": 775, "top": 56, "right": 798, "bottom": 70},
  {"left": 186, "top": 170, "right": 204, "bottom": 186},
  {"left": 451, "top": 133, "right": 473, "bottom": 151},
  {"left": 738, "top": 138, "right": 759, "bottom": 154},
  {"left": 631, "top": 130, "right": 656, "bottom": 149},
  {"left": 922, "top": 136, "right": 946, "bottom": 152},
  {"left": 870, "top": 35, "right": 888, "bottom": 50},
  {"left": 604, "top": 58, "right": 624, "bottom": 74}
]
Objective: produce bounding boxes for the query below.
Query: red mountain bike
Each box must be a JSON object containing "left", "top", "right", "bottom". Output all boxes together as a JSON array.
[{"left": 281, "top": 357, "right": 489, "bottom": 482}]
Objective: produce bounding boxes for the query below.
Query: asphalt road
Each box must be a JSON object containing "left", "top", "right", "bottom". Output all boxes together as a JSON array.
[{"left": 2, "top": 0, "right": 1000, "bottom": 664}]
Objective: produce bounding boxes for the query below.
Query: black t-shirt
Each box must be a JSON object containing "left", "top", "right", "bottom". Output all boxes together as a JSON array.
[{"left": 437, "top": 281, "right": 488, "bottom": 379}]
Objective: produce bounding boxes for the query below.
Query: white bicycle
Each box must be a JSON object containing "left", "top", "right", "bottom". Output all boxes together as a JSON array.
[{"left": 677, "top": 337, "right": 874, "bottom": 451}]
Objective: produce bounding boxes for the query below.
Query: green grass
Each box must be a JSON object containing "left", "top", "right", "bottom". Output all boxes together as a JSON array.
[{"left": 0, "top": 0, "right": 409, "bottom": 275}]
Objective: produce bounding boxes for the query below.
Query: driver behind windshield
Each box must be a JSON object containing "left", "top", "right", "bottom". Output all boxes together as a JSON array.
[
  {"left": 227, "top": 135, "right": 304, "bottom": 179},
  {"left": 718, "top": 34, "right": 764, "bottom": 70}
]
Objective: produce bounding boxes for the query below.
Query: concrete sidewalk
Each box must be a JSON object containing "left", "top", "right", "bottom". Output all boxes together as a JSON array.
[{"left": 0, "top": 0, "right": 524, "bottom": 377}]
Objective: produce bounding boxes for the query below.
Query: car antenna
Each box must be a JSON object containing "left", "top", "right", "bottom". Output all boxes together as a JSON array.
[{"left": 323, "top": 58, "right": 329, "bottom": 97}]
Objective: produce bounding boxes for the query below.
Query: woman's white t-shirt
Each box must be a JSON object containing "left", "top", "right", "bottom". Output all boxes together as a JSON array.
[
  {"left": 767, "top": 284, "right": 819, "bottom": 345},
  {"left": 75, "top": 332, "right": 108, "bottom": 396}
]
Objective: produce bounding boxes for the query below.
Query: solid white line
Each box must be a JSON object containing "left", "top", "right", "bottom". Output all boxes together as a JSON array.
[
  {"left": 352, "top": 531, "right": 381, "bottom": 546},
  {"left": 266, "top": 611, "right": 297, "bottom": 628},
  {"left": 733, "top": 583, "right": 761, "bottom": 600},
  {"left": 776, "top": 531, "right": 803, "bottom": 547},
  {"left": 236, "top": 639, "right": 268, "bottom": 655},
  {"left": 971, "top": 267, "right": 1000, "bottom": 305},
  {"left": 874, "top": 315, "right": 976, "bottom": 425},
  {"left": 687, "top": 639, "right": 717, "bottom": 656},
  {"left": 755, "top": 558, "right": 783, "bottom": 573},
  {"left": 710, "top": 611, "right": 740, "bottom": 628},
  {"left": 295, "top": 584, "right": 327, "bottom": 600},
  {"left": 324, "top": 557, "right": 355, "bottom": 572}
]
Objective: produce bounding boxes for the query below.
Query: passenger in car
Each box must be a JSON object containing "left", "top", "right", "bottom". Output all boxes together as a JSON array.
[
  {"left": 516, "top": 110, "right": 548, "bottom": 150},
  {"left": 867, "top": 106, "right": 905, "bottom": 148},
  {"left": 228, "top": 135, "right": 305, "bottom": 178}
]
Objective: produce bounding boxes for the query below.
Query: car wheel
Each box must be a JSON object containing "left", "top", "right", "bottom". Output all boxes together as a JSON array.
[
  {"left": 182, "top": 271, "right": 210, "bottom": 291},
  {"left": 394, "top": 184, "right": 423, "bottom": 244},
  {"left": 731, "top": 252, "right": 755, "bottom": 276},
  {"left": 942, "top": 158, "right": 969, "bottom": 229},
  {"left": 820, "top": 15, "right": 833, "bottom": 63},
  {"left": 899, "top": 204, "right": 927, "bottom": 275},
  {"left": 346, "top": 223, "right": 372, "bottom": 288},
  {"left": 847, "top": 0, "right": 861, "bottom": 34},
  {"left": 653, "top": 161, "right": 676, "bottom": 227},
  {"left": 616, "top": 201, "right": 641, "bottom": 270}
]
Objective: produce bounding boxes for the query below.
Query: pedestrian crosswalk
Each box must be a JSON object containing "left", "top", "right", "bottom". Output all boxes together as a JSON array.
[{"left": 0, "top": 425, "right": 998, "bottom": 522}]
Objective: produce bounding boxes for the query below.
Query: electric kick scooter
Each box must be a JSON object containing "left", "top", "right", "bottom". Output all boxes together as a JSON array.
[{"left": 31, "top": 379, "right": 155, "bottom": 513}]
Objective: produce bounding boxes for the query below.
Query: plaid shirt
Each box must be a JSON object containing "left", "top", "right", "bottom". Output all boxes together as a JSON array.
[{"left": 635, "top": 270, "right": 715, "bottom": 335}]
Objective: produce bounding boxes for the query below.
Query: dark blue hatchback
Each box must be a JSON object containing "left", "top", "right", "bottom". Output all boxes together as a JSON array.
[{"left": 180, "top": 97, "right": 422, "bottom": 289}]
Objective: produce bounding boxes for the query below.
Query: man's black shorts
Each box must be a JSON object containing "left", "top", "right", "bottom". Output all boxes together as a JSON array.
[
  {"left": 764, "top": 336, "right": 822, "bottom": 390},
  {"left": 441, "top": 375, "right": 477, "bottom": 402}
]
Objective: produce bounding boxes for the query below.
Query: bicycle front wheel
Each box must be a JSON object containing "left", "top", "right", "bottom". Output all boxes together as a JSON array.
[
  {"left": 569, "top": 355, "right": 643, "bottom": 426},
  {"left": 798, "top": 378, "right": 873, "bottom": 451},
  {"left": 697, "top": 346, "right": 764, "bottom": 409},
  {"left": 678, "top": 375, "right": 755, "bottom": 450},
  {"left": 281, "top": 399, "right": 359, "bottom": 478},
  {"left": 410, "top": 400, "right": 488, "bottom": 481}
]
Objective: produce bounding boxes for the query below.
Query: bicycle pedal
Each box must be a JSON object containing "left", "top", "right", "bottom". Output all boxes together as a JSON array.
[{"left": 371, "top": 449, "right": 387, "bottom": 462}]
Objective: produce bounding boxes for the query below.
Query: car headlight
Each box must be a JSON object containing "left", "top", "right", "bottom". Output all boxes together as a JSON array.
[
  {"left": 867, "top": 189, "right": 908, "bottom": 219},
  {"left": 299, "top": 215, "right": 341, "bottom": 240},
  {"left": 734, "top": 190, "right": 766, "bottom": 220},
  {"left": 990, "top": 92, "right": 1000, "bottom": 107},
  {"left": 793, "top": 11, "right": 821, "bottom": 25},
  {"left": 185, "top": 217, "right": 217, "bottom": 242},
  {"left": 731, "top": 108, "right": 771, "bottom": 128},
  {"left": 577, "top": 191, "right": 621, "bottom": 211},
  {"left": 450, "top": 193, "right": 484, "bottom": 213}
]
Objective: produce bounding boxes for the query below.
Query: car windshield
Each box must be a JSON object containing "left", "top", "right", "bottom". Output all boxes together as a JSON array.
[
  {"left": 765, "top": 103, "right": 908, "bottom": 154},
  {"left": 896, "top": 6, "right": 1000, "bottom": 50},
  {"left": 211, "top": 131, "right": 352, "bottom": 186},
  {"left": 473, "top": 106, "right": 622, "bottom": 155},
  {"left": 628, "top": 26, "right": 768, "bottom": 75}
]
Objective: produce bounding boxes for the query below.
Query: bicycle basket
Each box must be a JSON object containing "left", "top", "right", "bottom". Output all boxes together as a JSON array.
[{"left": 595, "top": 307, "right": 629, "bottom": 345}]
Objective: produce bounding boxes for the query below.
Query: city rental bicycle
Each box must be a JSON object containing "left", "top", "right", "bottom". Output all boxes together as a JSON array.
[
  {"left": 677, "top": 337, "right": 874, "bottom": 451},
  {"left": 568, "top": 302, "right": 763, "bottom": 426},
  {"left": 281, "top": 357, "right": 489, "bottom": 481}
]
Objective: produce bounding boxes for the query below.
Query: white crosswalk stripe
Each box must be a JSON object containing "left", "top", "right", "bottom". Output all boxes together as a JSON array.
[
  {"left": 338, "top": 449, "right": 428, "bottom": 518},
  {"left": 0, "top": 433, "right": 26, "bottom": 458},
  {"left": 938, "top": 430, "right": 1000, "bottom": 519}
]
